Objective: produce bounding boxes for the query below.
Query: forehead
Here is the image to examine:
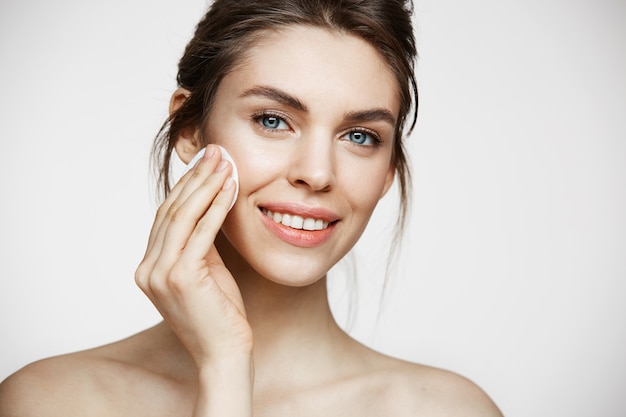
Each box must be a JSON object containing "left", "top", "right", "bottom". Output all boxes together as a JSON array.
[{"left": 221, "top": 25, "right": 400, "bottom": 114}]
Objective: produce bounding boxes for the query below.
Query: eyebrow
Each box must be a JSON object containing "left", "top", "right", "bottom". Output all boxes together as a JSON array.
[
  {"left": 239, "top": 85, "right": 396, "bottom": 127},
  {"left": 239, "top": 86, "right": 308, "bottom": 112},
  {"left": 344, "top": 109, "right": 397, "bottom": 127}
]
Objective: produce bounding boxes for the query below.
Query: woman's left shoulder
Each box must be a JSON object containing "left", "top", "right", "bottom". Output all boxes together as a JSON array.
[{"left": 373, "top": 357, "right": 503, "bottom": 417}]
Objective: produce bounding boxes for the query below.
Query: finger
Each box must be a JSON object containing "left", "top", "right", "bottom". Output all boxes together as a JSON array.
[
  {"left": 205, "top": 244, "right": 247, "bottom": 317},
  {"left": 137, "top": 146, "right": 225, "bottom": 291},
  {"left": 180, "top": 174, "right": 236, "bottom": 263},
  {"left": 137, "top": 166, "right": 228, "bottom": 298},
  {"left": 146, "top": 145, "right": 221, "bottom": 252},
  {"left": 151, "top": 161, "right": 233, "bottom": 276}
]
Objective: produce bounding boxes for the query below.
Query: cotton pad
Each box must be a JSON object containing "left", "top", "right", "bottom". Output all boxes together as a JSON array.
[{"left": 170, "top": 145, "right": 239, "bottom": 211}]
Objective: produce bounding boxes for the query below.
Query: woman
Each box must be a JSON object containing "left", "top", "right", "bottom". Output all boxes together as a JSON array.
[{"left": 0, "top": 1, "right": 502, "bottom": 415}]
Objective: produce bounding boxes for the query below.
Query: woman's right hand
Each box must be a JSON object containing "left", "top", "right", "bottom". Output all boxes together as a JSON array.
[{"left": 134, "top": 144, "right": 252, "bottom": 368}]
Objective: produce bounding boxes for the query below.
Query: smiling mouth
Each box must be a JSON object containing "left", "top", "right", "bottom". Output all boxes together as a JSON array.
[{"left": 261, "top": 208, "right": 331, "bottom": 231}]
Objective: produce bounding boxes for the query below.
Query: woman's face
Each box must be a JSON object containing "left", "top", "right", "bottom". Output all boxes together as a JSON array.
[{"left": 205, "top": 25, "right": 399, "bottom": 286}]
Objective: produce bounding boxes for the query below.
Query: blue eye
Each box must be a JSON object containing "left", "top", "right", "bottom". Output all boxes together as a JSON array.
[
  {"left": 344, "top": 130, "right": 378, "bottom": 146},
  {"left": 260, "top": 115, "right": 288, "bottom": 130}
]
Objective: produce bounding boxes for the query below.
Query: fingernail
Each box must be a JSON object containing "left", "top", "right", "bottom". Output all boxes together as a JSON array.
[
  {"left": 204, "top": 145, "right": 216, "bottom": 160},
  {"left": 222, "top": 177, "right": 234, "bottom": 190},
  {"left": 216, "top": 160, "right": 229, "bottom": 172}
]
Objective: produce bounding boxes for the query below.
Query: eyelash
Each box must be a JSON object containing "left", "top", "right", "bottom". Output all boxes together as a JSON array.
[
  {"left": 251, "top": 111, "right": 382, "bottom": 147},
  {"left": 344, "top": 128, "right": 382, "bottom": 147},
  {"left": 252, "top": 111, "right": 291, "bottom": 132}
]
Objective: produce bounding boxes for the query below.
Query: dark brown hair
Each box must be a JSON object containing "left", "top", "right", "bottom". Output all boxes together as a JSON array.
[
  {"left": 153, "top": 0, "right": 418, "bottom": 232},
  {"left": 153, "top": 1, "right": 418, "bottom": 318}
]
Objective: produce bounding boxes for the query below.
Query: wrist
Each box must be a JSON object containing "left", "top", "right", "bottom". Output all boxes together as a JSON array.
[
  {"left": 198, "top": 353, "right": 253, "bottom": 379},
  {"left": 194, "top": 354, "right": 254, "bottom": 417}
]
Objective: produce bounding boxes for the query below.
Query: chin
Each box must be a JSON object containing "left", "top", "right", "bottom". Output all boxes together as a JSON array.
[
  {"left": 258, "top": 260, "right": 330, "bottom": 287},
  {"left": 215, "top": 230, "right": 341, "bottom": 287},
  {"left": 246, "top": 247, "right": 336, "bottom": 287}
]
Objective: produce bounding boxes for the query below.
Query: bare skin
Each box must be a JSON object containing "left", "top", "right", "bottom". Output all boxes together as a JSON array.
[
  {"left": 0, "top": 302, "right": 500, "bottom": 417},
  {"left": 0, "top": 26, "right": 503, "bottom": 417}
]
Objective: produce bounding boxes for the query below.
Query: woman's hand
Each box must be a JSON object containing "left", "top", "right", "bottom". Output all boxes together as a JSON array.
[{"left": 135, "top": 144, "right": 251, "bottom": 367}]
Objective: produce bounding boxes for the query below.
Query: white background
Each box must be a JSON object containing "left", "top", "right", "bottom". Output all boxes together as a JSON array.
[{"left": 1, "top": 1, "right": 625, "bottom": 416}]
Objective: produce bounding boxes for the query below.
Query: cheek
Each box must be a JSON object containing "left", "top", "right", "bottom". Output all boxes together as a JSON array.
[
  {"left": 232, "top": 146, "right": 282, "bottom": 194},
  {"left": 338, "top": 159, "right": 392, "bottom": 213},
  {"left": 208, "top": 119, "right": 279, "bottom": 194}
]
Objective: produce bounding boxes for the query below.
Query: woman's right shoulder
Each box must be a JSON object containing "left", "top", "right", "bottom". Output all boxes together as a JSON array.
[
  {"left": 0, "top": 324, "right": 184, "bottom": 417},
  {"left": 0, "top": 351, "right": 115, "bottom": 417}
]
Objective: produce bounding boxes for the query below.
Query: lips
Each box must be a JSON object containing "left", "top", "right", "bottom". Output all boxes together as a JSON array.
[
  {"left": 261, "top": 208, "right": 330, "bottom": 231},
  {"left": 258, "top": 204, "right": 339, "bottom": 247}
]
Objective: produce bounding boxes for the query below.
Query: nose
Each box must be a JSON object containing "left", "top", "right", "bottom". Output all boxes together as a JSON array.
[{"left": 287, "top": 132, "right": 337, "bottom": 192}]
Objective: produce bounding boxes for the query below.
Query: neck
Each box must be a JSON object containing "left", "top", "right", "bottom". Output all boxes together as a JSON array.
[{"left": 215, "top": 233, "right": 354, "bottom": 390}]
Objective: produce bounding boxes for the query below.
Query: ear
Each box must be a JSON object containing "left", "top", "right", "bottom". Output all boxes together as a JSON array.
[
  {"left": 380, "top": 162, "right": 396, "bottom": 198},
  {"left": 170, "top": 87, "right": 202, "bottom": 164}
]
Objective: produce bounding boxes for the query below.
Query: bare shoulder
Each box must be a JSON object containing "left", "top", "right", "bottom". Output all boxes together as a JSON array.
[
  {"left": 381, "top": 358, "right": 503, "bottom": 417},
  {"left": 0, "top": 324, "right": 188, "bottom": 417},
  {"left": 0, "top": 351, "right": 112, "bottom": 417}
]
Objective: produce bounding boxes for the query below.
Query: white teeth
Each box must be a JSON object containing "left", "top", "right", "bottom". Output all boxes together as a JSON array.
[
  {"left": 291, "top": 215, "right": 304, "bottom": 229},
  {"left": 303, "top": 218, "right": 315, "bottom": 230},
  {"left": 262, "top": 208, "right": 330, "bottom": 231}
]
